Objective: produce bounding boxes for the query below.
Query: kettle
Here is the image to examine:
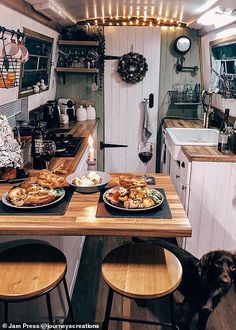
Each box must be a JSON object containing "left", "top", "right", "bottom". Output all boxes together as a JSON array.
[
  {"left": 58, "top": 98, "right": 75, "bottom": 121},
  {"left": 43, "top": 100, "right": 60, "bottom": 128}
]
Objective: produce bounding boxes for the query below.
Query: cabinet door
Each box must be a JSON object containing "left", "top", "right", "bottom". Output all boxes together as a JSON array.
[
  {"left": 170, "top": 158, "right": 181, "bottom": 196},
  {"left": 179, "top": 152, "right": 191, "bottom": 211}
]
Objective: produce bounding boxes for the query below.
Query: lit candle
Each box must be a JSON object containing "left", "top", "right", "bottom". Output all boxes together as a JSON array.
[{"left": 88, "top": 135, "right": 95, "bottom": 162}]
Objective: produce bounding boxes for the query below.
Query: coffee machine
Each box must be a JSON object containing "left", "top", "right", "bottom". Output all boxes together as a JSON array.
[
  {"left": 58, "top": 98, "right": 75, "bottom": 121},
  {"left": 43, "top": 100, "right": 60, "bottom": 128}
]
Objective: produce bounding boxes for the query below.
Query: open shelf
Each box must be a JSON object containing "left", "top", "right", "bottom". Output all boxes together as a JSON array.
[
  {"left": 56, "top": 67, "right": 99, "bottom": 73},
  {"left": 173, "top": 102, "right": 202, "bottom": 105},
  {"left": 58, "top": 40, "right": 99, "bottom": 46}
]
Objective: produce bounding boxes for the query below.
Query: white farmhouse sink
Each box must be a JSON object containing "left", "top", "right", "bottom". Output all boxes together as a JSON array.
[{"left": 165, "top": 128, "right": 219, "bottom": 160}]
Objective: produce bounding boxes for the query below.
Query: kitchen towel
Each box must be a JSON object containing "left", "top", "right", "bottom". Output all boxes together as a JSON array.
[
  {"left": 142, "top": 100, "right": 152, "bottom": 142},
  {"left": 96, "top": 188, "right": 172, "bottom": 219},
  {"left": 0, "top": 187, "right": 74, "bottom": 216}
]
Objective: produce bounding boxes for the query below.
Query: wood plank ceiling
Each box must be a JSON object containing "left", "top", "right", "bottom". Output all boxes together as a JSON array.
[{"left": 25, "top": 0, "right": 219, "bottom": 25}]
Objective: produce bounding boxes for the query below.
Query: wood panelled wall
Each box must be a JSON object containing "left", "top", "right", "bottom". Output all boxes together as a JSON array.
[
  {"left": 104, "top": 26, "right": 160, "bottom": 173},
  {"left": 158, "top": 27, "right": 201, "bottom": 124},
  {"left": 156, "top": 27, "right": 201, "bottom": 172}
]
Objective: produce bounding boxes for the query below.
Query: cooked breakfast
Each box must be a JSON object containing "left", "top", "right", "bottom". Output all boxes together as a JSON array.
[
  {"left": 7, "top": 182, "right": 64, "bottom": 206},
  {"left": 37, "top": 170, "right": 67, "bottom": 189},
  {"left": 72, "top": 171, "right": 101, "bottom": 186},
  {"left": 105, "top": 176, "right": 163, "bottom": 209}
]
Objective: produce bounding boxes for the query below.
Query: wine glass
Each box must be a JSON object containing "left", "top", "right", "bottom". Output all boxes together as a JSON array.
[
  {"left": 39, "top": 140, "right": 56, "bottom": 170},
  {"left": 138, "top": 142, "right": 153, "bottom": 182}
]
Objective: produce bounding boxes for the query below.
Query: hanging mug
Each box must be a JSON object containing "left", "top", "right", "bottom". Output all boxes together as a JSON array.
[
  {"left": 17, "top": 34, "right": 29, "bottom": 63},
  {"left": 3, "top": 32, "right": 22, "bottom": 60}
]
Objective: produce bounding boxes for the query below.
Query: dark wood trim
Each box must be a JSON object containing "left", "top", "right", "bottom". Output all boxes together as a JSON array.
[
  {"left": 19, "top": 87, "right": 49, "bottom": 98},
  {"left": 210, "top": 35, "right": 236, "bottom": 48},
  {"left": 18, "top": 28, "right": 53, "bottom": 98},
  {"left": 0, "top": 0, "right": 60, "bottom": 32},
  {"left": 23, "top": 27, "right": 54, "bottom": 43},
  {"left": 58, "top": 40, "right": 99, "bottom": 46},
  {"left": 56, "top": 68, "right": 99, "bottom": 73}
]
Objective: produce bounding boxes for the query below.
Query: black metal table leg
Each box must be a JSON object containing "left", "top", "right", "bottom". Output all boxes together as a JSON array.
[
  {"left": 63, "top": 277, "right": 75, "bottom": 324},
  {"left": 169, "top": 294, "right": 177, "bottom": 330},
  {"left": 102, "top": 288, "right": 114, "bottom": 330},
  {"left": 46, "top": 292, "right": 53, "bottom": 324},
  {"left": 5, "top": 301, "right": 8, "bottom": 323}
]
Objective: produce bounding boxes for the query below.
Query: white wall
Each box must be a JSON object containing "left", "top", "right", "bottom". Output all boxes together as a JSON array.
[
  {"left": 0, "top": 4, "right": 58, "bottom": 110},
  {"left": 201, "top": 23, "right": 236, "bottom": 116},
  {"left": 104, "top": 26, "right": 160, "bottom": 173}
]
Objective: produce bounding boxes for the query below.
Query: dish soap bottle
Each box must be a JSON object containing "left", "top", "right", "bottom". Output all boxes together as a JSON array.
[{"left": 218, "top": 108, "right": 230, "bottom": 153}]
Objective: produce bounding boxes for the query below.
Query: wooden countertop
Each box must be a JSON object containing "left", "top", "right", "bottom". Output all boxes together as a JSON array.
[
  {"left": 163, "top": 118, "right": 203, "bottom": 129},
  {"left": 48, "top": 119, "right": 99, "bottom": 173},
  {"left": 0, "top": 174, "right": 191, "bottom": 238},
  {"left": 163, "top": 118, "right": 236, "bottom": 163}
]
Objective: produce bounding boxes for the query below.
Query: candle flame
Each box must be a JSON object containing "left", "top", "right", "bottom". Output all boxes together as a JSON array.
[{"left": 88, "top": 135, "right": 94, "bottom": 147}]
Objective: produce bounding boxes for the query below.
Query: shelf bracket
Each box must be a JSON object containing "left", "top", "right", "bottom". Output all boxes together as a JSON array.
[{"left": 176, "top": 56, "right": 199, "bottom": 76}]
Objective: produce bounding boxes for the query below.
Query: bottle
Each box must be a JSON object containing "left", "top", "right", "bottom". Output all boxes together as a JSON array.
[
  {"left": 31, "top": 114, "right": 45, "bottom": 169},
  {"left": 227, "top": 126, "right": 235, "bottom": 152},
  {"left": 218, "top": 108, "right": 230, "bottom": 152}
]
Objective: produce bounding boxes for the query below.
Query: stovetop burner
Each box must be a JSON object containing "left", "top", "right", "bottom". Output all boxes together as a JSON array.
[{"left": 50, "top": 134, "right": 84, "bottom": 157}]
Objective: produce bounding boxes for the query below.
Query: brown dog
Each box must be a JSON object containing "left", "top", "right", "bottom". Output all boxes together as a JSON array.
[{"left": 133, "top": 238, "right": 236, "bottom": 330}]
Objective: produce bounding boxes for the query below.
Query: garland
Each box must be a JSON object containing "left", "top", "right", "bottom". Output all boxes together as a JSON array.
[{"left": 117, "top": 52, "right": 148, "bottom": 84}]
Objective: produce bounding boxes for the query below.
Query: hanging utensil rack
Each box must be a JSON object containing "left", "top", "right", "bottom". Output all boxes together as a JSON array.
[{"left": 0, "top": 26, "right": 24, "bottom": 89}]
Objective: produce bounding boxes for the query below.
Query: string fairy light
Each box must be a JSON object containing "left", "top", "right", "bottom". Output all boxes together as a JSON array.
[{"left": 80, "top": 16, "right": 186, "bottom": 28}]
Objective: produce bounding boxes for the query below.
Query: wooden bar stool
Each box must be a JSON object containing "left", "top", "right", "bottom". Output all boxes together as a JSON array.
[
  {"left": 102, "top": 242, "right": 182, "bottom": 329},
  {"left": 0, "top": 243, "right": 75, "bottom": 324}
]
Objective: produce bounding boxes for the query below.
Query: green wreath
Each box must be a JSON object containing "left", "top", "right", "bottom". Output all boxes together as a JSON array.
[{"left": 117, "top": 52, "right": 148, "bottom": 84}]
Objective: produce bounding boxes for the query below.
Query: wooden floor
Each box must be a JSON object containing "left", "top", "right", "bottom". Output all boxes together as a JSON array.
[{"left": 70, "top": 237, "right": 236, "bottom": 330}]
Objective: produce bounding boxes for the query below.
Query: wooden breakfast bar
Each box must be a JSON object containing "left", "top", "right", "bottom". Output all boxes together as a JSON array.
[{"left": 0, "top": 173, "right": 191, "bottom": 237}]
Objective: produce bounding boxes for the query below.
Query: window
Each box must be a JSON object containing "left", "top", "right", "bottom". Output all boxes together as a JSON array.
[{"left": 19, "top": 28, "right": 53, "bottom": 97}]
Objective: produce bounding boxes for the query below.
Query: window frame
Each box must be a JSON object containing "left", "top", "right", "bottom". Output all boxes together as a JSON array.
[{"left": 19, "top": 28, "right": 54, "bottom": 98}]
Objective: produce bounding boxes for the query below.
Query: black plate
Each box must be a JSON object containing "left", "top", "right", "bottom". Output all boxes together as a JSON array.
[{"left": 0, "top": 169, "right": 29, "bottom": 183}]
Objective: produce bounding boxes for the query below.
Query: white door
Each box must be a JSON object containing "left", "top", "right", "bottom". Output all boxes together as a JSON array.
[{"left": 104, "top": 26, "right": 161, "bottom": 173}]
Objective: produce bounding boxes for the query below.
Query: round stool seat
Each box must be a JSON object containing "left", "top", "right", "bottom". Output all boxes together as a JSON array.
[
  {"left": 102, "top": 243, "right": 182, "bottom": 300},
  {"left": 0, "top": 243, "right": 67, "bottom": 301}
]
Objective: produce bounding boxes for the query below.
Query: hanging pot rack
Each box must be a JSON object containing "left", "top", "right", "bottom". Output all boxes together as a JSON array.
[
  {"left": 0, "top": 26, "right": 25, "bottom": 40},
  {"left": 0, "top": 26, "right": 24, "bottom": 89}
]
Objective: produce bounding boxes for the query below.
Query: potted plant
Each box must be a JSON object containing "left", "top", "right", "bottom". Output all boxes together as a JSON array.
[{"left": 0, "top": 115, "right": 23, "bottom": 179}]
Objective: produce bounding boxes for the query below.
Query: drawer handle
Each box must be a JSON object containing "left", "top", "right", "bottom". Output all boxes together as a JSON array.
[{"left": 176, "top": 175, "right": 180, "bottom": 179}]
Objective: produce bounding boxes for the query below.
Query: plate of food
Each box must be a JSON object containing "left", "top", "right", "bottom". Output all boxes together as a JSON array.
[
  {"left": 67, "top": 171, "right": 111, "bottom": 193},
  {"left": 1, "top": 170, "right": 67, "bottom": 209},
  {"left": 103, "top": 176, "right": 164, "bottom": 212}
]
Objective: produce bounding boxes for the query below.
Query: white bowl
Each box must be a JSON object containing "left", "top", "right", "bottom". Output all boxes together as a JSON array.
[{"left": 66, "top": 171, "right": 111, "bottom": 193}]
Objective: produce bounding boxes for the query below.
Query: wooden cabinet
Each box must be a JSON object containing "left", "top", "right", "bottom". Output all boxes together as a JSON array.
[
  {"left": 186, "top": 162, "right": 236, "bottom": 258},
  {"left": 163, "top": 145, "right": 236, "bottom": 258}
]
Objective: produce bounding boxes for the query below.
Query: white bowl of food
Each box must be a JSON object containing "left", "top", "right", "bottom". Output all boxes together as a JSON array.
[{"left": 66, "top": 171, "right": 112, "bottom": 193}]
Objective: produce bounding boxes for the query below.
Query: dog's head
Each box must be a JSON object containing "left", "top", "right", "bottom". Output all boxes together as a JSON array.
[{"left": 197, "top": 250, "right": 236, "bottom": 290}]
